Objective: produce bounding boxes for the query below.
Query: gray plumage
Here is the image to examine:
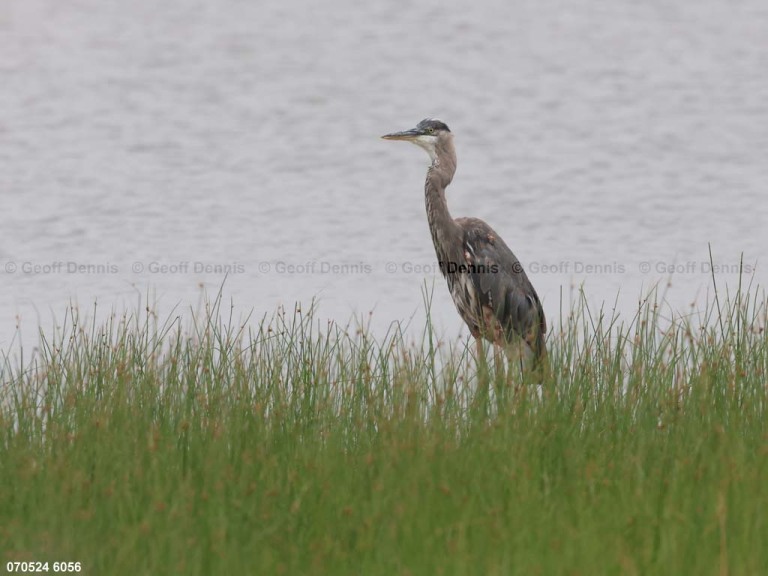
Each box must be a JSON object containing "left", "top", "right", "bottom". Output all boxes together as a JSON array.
[{"left": 382, "top": 118, "right": 546, "bottom": 366}]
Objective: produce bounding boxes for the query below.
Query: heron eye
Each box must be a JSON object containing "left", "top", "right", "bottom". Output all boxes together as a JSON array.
[{"left": 427, "top": 128, "right": 434, "bottom": 134}]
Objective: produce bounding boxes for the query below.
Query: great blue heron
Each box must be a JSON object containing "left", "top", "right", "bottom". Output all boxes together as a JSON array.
[{"left": 382, "top": 118, "right": 546, "bottom": 372}]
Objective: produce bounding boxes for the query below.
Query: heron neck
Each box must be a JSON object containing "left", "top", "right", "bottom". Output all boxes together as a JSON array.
[{"left": 424, "top": 137, "right": 461, "bottom": 260}]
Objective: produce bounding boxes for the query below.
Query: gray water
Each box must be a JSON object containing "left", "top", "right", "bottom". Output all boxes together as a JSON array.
[{"left": 2, "top": 0, "right": 767, "bottom": 349}]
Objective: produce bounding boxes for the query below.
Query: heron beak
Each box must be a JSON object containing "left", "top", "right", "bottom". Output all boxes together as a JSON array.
[{"left": 381, "top": 128, "right": 421, "bottom": 141}]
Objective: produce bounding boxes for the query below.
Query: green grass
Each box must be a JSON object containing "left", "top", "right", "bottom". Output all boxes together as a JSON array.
[{"left": 1, "top": 285, "right": 767, "bottom": 576}]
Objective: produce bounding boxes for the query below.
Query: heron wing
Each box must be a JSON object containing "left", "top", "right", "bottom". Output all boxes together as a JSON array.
[{"left": 456, "top": 217, "right": 547, "bottom": 358}]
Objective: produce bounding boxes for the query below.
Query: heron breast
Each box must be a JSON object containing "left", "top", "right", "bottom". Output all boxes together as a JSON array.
[{"left": 446, "top": 271, "right": 481, "bottom": 330}]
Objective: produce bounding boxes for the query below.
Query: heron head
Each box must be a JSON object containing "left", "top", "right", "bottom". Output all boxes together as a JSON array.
[{"left": 382, "top": 118, "right": 451, "bottom": 162}]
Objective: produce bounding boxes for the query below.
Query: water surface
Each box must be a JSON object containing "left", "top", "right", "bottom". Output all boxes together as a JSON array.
[{"left": 2, "top": 0, "right": 767, "bottom": 348}]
